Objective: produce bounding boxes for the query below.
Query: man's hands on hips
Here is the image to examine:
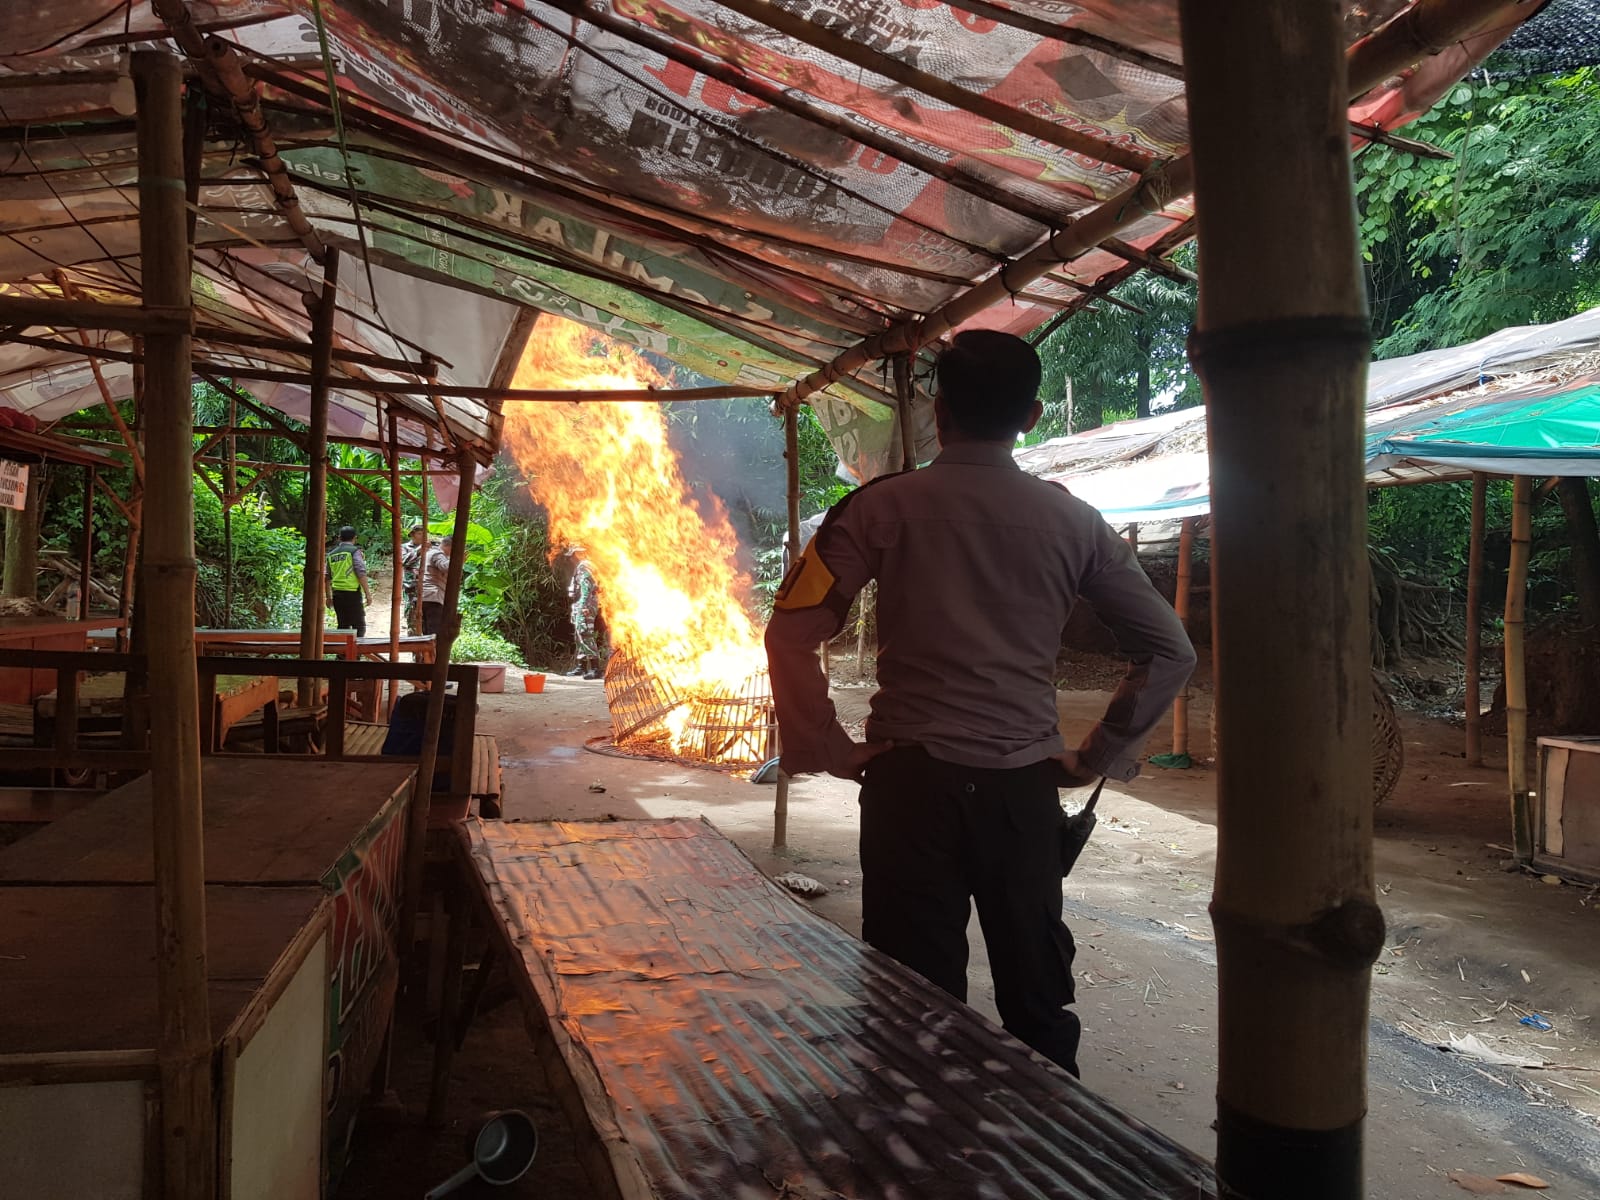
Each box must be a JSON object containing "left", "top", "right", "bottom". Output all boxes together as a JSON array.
[
  {"left": 830, "top": 740, "right": 892, "bottom": 783},
  {"left": 1051, "top": 749, "right": 1100, "bottom": 788}
]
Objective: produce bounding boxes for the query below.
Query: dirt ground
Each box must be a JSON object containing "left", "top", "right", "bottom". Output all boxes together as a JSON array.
[{"left": 344, "top": 654, "right": 1600, "bottom": 1199}]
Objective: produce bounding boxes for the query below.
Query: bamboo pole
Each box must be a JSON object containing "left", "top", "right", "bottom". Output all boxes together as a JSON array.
[
  {"left": 0, "top": 293, "right": 192, "bottom": 336},
  {"left": 188, "top": 366, "right": 781, "bottom": 403},
  {"left": 134, "top": 50, "right": 215, "bottom": 1200},
  {"left": 297, "top": 248, "right": 341, "bottom": 706},
  {"left": 1172, "top": 517, "right": 1195, "bottom": 758},
  {"left": 416, "top": 465, "right": 431, "bottom": 633},
  {"left": 1178, "top": 3, "right": 1382, "bottom": 1197},
  {"left": 387, "top": 406, "right": 404, "bottom": 717},
  {"left": 1465, "top": 472, "right": 1487, "bottom": 766},
  {"left": 774, "top": 406, "right": 802, "bottom": 852},
  {"left": 400, "top": 450, "right": 476, "bottom": 952},
  {"left": 1506, "top": 475, "right": 1533, "bottom": 861},
  {"left": 893, "top": 353, "right": 918, "bottom": 472},
  {"left": 78, "top": 468, "right": 95, "bottom": 620},
  {"left": 223, "top": 391, "right": 236, "bottom": 626}
]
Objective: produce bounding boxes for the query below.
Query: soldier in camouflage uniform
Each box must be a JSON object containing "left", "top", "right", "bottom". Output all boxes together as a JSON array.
[{"left": 566, "top": 551, "right": 604, "bottom": 679}]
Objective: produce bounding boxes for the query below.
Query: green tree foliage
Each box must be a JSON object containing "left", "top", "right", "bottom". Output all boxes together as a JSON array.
[
  {"left": 1357, "top": 67, "right": 1600, "bottom": 633},
  {"left": 1031, "top": 248, "right": 1199, "bottom": 438},
  {"left": 1357, "top": 67, "right": 1600, "bottom": 355}
]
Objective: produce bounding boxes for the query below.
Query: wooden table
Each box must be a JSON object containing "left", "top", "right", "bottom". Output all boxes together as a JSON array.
[
  {"left": 0, "top": 757, "right": 417, "bottom": 1172},
  {"left": 0, "top": 885, "right": 329, "bottom": 1199},
  {"left": 194, "top": 628, "right": 359, "bottom": 660},
  {"left": 33, "top": 671, "right": 280, "bottom": 753},
  {"left": 0, "top": 618, "right": 123, "bottom": 704}
]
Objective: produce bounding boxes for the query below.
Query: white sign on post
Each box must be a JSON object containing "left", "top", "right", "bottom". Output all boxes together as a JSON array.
[{"left": 0, "top": 460, "right": 28, "bottom": 511}]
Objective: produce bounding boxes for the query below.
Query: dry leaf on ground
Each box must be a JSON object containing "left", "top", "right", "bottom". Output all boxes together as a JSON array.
[
  {"left": 1495, "top": 1174, "right": 1550, "bottom": 1190},
  {"left": 1447, "top": 1171, "right": 1508, "bottom": 1194}
]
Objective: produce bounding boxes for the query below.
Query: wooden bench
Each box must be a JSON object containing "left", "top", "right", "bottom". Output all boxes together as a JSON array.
[
  {"left": 0, "top": 787, "right": 104, "bottom": 824},
  {"left": 343, "top": 721, "right": 504, "bottom": 818},
  {"left": 453, "top": 818, "right": 1216, "bottom": 1200}
]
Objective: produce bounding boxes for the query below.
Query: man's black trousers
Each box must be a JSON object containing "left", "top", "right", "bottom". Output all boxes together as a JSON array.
[
  {"left": 330, "top": 590, "right": 366, "bottom": 637},
  {"left": 859, "top": 746, "right": 1080, "bottom": 1075}
]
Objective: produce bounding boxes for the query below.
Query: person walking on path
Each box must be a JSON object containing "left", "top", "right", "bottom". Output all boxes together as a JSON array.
[
  {"left": 417, "top": 535, "right": 453, "bottom": 638},
  {"left": 400, "top": 523, "right": 427, "bottom": 633},
  {"left": 764, "top": 330, "right": 1195, "bottom": 1077},
  {"left": 325, "top": 525, "right": 373, "bottom": 637}
]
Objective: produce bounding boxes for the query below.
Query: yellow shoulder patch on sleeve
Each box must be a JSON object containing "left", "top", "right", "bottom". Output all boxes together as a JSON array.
[{"left": 774, "top": 545, "right": 837, "bottom": 612}]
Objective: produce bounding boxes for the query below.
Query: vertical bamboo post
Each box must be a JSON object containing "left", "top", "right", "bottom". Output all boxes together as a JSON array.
[
  {"left": 400, "top": 450, "right": 476, "bottom": 952},
  {"left": 1172, "top": 516, "right": 1195, "bottom": 757},
  {"left": 774, "top": 405, "right": 802, "bottom": 851},
  {"left": 893, "top": 353, "right": 918, "bottom": 470},
  {"left": 1178, "top": 4, "right": 1383, "bottom": 1198},
  {"left": 223, "top": 392, "right": 236, "bottom": 626},
  {"left": 1464, "top": 472, "right": 1487, "bottom": 766},
  {"left": 1126, "top": 522, "right": 1139, "bottom": 554},
  {"left": 416, "top": 463, "right": 432, "bottom": 633},
  {"left": 134, "top": 50, "right": 215, "bottom": 1200},
  {"left": 1505, "top": 474, "right": 1532, "bottom": 860},
  {"left": 298, "top": 247, "right": 340, "bottom": 705},
  {"left": 387, "top": 406, "right": 404, "bottom": 716},
  {"left": 78, "top": 468, "right": 95, "bottom": 620}
]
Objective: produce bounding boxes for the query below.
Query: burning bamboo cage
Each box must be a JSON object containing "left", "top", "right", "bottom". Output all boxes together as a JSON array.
[{"left": 603, "top": 650, "right": 775, "bottom": 767}]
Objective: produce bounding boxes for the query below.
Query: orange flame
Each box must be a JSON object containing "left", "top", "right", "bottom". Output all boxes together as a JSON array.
[{"left": 500, "top": 316, "right": 766, "bottom": 711}]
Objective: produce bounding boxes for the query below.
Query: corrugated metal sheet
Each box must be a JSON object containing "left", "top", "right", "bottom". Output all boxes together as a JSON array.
[{"left": 467, "top": 817, "right": 1215, "bottom": 1200}]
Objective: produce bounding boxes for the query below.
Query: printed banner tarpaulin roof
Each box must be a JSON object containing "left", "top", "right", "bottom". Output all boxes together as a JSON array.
[{"left": 1, "top": 1, "right": 1537, "bottom": 476}]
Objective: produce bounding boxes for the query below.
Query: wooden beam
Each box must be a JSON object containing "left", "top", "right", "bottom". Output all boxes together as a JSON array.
[
  {"left": 0, "top": 293, "right": 191, "bottom": 336},
  {"left": 196, "top": 325, "right": 441, "bottom": 376},
  {"left": 711, "top": 0, "right": 1149, "bottom": 172},
  {"left": 192, "top": 364, "right": 783, "bottom": 402},
  {"left": 297, "top": 248, "right": 341, "bottom": 703},
  {"left": 134, "top": 50, "right": 215, "bottom": 1200},
  {"left": 1464, "top": 472, "right": 1486, "bottom": 766},
  {"left": 1180, "top": 1, "right": 1382, "bottom": 1196},
  {"left": 1506, "top": 474, "right": 1532, "bottom": 862}
]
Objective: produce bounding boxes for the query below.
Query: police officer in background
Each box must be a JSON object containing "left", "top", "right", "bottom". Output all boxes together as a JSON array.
[
  {"left": 764, "top": 330, "right": 1195, "bottom": 1077},
  {"left": 324, "top": 525, "right": 372, "bottom": 637}
]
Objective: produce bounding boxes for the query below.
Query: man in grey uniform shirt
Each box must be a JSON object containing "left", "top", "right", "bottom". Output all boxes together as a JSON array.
[{"left": 765, "top": 330, "right": 1195, "bottom": 1076}]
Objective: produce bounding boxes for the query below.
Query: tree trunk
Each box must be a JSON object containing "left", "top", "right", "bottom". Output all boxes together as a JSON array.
[
  {"left": 1136, "top": 331, "right": 1153, "bottom": 420},
  {"left": 2, "top": 470, "right": 44, "bottom": 598},
  {"left": 1555, "top": 477, "right": 1600, "bottom": 632}
]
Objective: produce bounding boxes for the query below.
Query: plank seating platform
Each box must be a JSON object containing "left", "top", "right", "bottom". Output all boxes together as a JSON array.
[
  {"left": 0, "top": 787, "right": 104, "bottom": 825},
  {"left": 343, "top": 720, "right": 504, "bottom": 817},
  {"left": 0, "top": 759, "right": 417, "bottom": 1191},
  {"left": 0, "top": 758, "right": 415, "bottom": 888},
  {"left": 459, "top": 818, "right": 1216, "bottom": 1200}
]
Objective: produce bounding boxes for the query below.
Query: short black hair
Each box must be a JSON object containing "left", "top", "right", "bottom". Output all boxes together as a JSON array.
[
  {"left": 935, "top": 329, "right": 1042, "bottom": 439},
  {"left": 338, "top": 525, "right": 357, "bottom": 541}
]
